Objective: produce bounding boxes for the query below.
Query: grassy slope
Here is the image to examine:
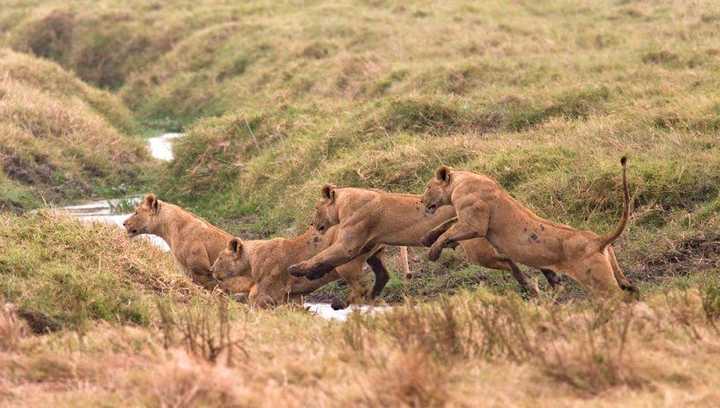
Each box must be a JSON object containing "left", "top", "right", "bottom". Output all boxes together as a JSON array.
[
  {"left": 0, "top": 1, "right": 719, "bottom": 405},
  {"left": 0, "top": 212, "right": 202, "bottom": 331},
  {"left": 161, "top": 0, "right": 720, "bottom": 301},
  {"left": 2, "top": 0, "right": 719, "bottom": 297},
  {"left": 0, "top": 49, "right": 153, "bottom": 210}
]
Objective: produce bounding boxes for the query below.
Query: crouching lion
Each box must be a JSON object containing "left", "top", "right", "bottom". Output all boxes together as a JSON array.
[
  {"left": 421, "top": 157, "right": 638, "bottom": 296},
  {"left": 123, "top": 194, "right": 340, "bottom": 298},
  {"left": 288, "top": 187, "right": 561, "bottom": 296},
  {"left": 210, "top": 225, "right": 387, "bottom": 309}
]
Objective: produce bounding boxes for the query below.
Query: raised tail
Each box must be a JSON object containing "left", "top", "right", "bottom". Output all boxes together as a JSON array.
[{"left": 597, "top": 156, "right": 630, "bottom": 251}]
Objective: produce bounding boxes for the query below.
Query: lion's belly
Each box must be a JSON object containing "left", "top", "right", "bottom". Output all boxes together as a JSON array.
[
  {"left": 380, "top": 208, "right": 455, "bottom": 246},
  {"left": 487, "top": 222, "right": 563, "bottom": 267}
]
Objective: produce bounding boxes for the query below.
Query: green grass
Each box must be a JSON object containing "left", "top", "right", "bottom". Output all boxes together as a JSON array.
[
  {"left": 0, "top": 212, "right": 202, "bottom": 331},
  {"left": 1, "top": 0, "right": 719, "bottom": 301},
  {"left": 0, "top": 3, "right": 720, "bottom": 403},
  {"left": 0, "top": 49, "right": 155, "bottom": 209},
  {"left": 0, "top": 173, "right": 39, "bottom": 212}
]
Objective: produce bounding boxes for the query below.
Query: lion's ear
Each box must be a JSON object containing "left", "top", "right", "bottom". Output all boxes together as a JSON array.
[
  {"left": 321, "top": 184, "right": 337, "bottom": 203},
  {"left": 229, "top": 238, "right": 243, "bottom": 257},
  {"left": 144, "top": 193, "right": 160, "bottom": 214},
  {"left": 435, "top": 166, "right": 451, "bottom": 183}
]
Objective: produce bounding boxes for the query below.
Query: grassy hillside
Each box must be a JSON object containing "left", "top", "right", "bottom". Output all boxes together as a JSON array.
[
  {"left": 152, "top": 0, "right": 720, "bottom": 232},
  {"left": 0, "top": 49, "right": 153, "bottom": 211},
  {"left": 2, "top": 0, "right": 718, "bottom": 294},
  {"left": 1, "top": 1, "right": 720, "bottom": 405},
  {"left": 0, "top": 212, "right": 202, "bottom": 331},
  {"left": 155, "top": 0, "right": 720, "bottom": 296}
]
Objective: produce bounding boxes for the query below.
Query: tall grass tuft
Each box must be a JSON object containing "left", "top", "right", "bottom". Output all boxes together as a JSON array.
[{"left": 158, "top": 296, "right": 245, "bottom": 366}]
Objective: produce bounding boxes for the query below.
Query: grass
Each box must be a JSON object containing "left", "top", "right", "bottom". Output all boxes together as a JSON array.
[
  {"left": 0, "top": 0, "right": 719, "bottom": 404},
  {"left": 0, "top": 49, "right": 154, "bottom": 210},
  {"left": 0, "top": 1, "right": 717, "bottom": 297},
  {"left": 1, "top": 0, "right": 718, "bottom": 306},
  {"left": 1, "top": 274, "right": 719, "bottom": 405},
  {"left": 111, "top": 0, "right": 720, "bottom": 301},
  {"left": 0, "top": 212, "right": 202, "bottom": 331},
  {"left": 2, "top": 0, "right": 719, "bottom": 231}
]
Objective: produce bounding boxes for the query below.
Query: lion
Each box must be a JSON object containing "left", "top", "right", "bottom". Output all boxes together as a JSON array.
[
  {"left": 123, "top": 193, "right": 341, "bottom": 298},
  {"left": 287, "top": 187, "right": 561, "bottom": 296},
  {"left": 210, "top": 225, "right": 387, "bottom": 309},
  {"left": 420, "top": 157, "right": 637, "bottom": 296}
]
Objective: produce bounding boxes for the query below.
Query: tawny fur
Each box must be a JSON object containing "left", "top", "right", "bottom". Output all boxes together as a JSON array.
[
  {"left": 210, "top": 225, "right": 386, "bottom": 308},
  {"left": 289, "top": 187, "right": 556, "bottom": 296},
  {"left": 123, "top": 194, "right": 339, "bottom": 298},
  {"left": 420, "top": 158, "right": 637, "bottom": 296}
]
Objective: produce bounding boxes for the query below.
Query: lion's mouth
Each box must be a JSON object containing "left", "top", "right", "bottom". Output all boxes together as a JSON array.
[{"left": 126, "top": 228, "right": 141, "bottom": 238}]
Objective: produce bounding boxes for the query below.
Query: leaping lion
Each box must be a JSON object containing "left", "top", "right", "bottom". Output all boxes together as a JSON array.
[{"left": 421, "top": 157, "right": 637, "bottom": 296}]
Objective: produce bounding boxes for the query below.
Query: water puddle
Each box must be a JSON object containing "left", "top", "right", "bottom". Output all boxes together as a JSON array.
[
  {"left": 56, "top": 132, "right": 364, "bottom": 320},
  {"left": 147, "top": 132, "right": 183, "bottom": 161},
  {"left": 304, "top": 303, "right": 388, "bottom": 321},
  {"left": 60, "top": 196, "right": 170, "bottom": 251}
]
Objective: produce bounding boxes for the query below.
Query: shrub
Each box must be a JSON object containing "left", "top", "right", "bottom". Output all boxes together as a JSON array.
[
  {"left": 10, "top": 9, "right": 75, "bottom": 62},
  {"left": 642, "top": 50, "right": 680, "bottom": 65},
  {"left": 376, "top": 98, "right": 468, "bottom": 135}
]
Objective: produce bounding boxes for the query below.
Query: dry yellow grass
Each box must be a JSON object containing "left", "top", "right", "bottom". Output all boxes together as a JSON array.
[{"left": 1, "top": 287, "right": 719, "bottom": 406}]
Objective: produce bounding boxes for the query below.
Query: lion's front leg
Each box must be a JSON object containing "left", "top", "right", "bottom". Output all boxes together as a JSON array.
[
  {"left": 428, "top": 221, "right": 481, "bottom": 261},
  {"left": 288, "top": 260, "right": 336, "bottom": 280},
  {"left": 421, "top": 217, "right": 458, "bottom": 247},
  {"left": 288, "top": 226, "right": 370, "bottom": 279},
  {"left": 428, "top": 201, "right": 489, "bottom": 261},
  {"left": 184, "top": 245, "right": 219, "bottom": 290}
]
